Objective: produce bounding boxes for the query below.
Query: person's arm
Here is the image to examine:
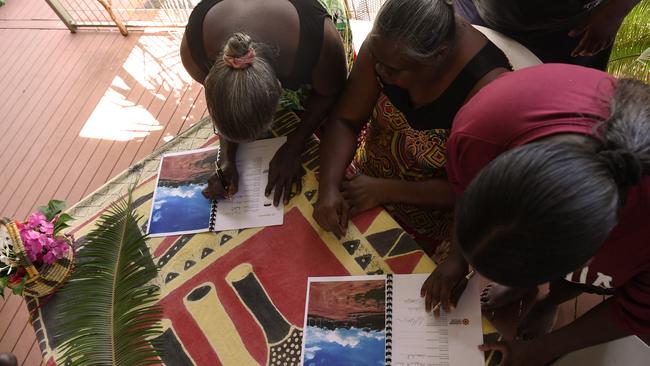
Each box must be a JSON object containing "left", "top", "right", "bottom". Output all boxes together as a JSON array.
[
  {"left": 292, "top": 20, "right": 348, "bottom": 147},
  {"left": 265, "top": 20, "right": 348, "bottom": 205},
  {"left": 341, "top": 176, "right": 455, "bottom": 217},
  {"left": 480, "top": 299, "right": 632, "bottom": 366},
  {"left": 312, "top": 39, "right": 382, "bottom": 237},
  {"left": 180, "top": 33, "right": 208, "bottom": 84},
  {"left": 570, "top": 0, "right": 641, "bottom": 57}
]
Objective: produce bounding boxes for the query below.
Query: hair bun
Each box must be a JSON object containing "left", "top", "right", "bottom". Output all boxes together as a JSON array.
[
  {"left": 223, "top": 33, "right": 256, "bottom": 69},
  {"left": 224, "top": 33, "right": 252, "bottom": 57},
  {"left": 599, "top": 149, "right": 643, "bottom": 187}
]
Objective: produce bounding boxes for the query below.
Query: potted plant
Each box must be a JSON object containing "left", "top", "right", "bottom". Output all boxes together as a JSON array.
[{"left": 0, "top": 200, "right": 75, "bottom": 297}]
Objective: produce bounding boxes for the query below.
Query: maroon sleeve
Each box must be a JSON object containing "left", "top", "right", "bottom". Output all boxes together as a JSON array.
[
  {"left": 609, "top": 268, "right": 650, "bottom": 334},
  {"left": 446, "top": 132, "right": 506, "bottom": 197}
]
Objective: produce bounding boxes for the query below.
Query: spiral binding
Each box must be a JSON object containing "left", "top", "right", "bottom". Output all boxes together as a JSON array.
[
  {"left": 208, "top": 201, "right": 218, "bottom": 232},
  {"left": 208, "top": 148, "right": 221, "bottom": 232},
  {"left": 385, "top": 274, "right": 393, "bottom": 366}
]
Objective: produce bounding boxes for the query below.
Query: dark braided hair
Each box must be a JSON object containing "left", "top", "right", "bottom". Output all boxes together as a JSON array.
[{"left": 456, "top": 78, "right": 650, "bottom": 287}]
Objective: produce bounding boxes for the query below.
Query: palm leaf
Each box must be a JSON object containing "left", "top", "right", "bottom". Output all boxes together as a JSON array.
[
  {"left": 608, "top": 0, "right": 650, "bottom": 82},
  {"left": 55, "top": 190, "right": 163, "bottom": 366}
]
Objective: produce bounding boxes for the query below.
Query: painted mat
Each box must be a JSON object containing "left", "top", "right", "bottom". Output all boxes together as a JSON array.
[{"left": 27, "top": 111, "right": 477, "bottom": 365}]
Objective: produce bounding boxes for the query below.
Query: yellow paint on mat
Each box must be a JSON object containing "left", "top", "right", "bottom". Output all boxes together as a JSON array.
[{"left": 183, "top": 282, "right": 259, "bottom": 365}]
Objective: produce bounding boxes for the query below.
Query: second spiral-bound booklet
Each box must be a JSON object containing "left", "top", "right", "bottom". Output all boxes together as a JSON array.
[
  {"left": 300, "top": 274, "right": 483, "bottom": 366},
  {"left": 147, "top": 137, "right": 286, "bottom": 237}
]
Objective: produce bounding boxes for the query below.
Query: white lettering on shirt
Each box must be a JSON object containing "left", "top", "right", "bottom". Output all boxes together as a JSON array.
[{"left": 593, "top": 272, "right": 613, "bottom": 289}]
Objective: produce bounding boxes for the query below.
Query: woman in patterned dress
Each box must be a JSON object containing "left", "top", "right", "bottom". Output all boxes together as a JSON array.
[{"left": 313, "top": 0, "right": 511, "bottom": 256}]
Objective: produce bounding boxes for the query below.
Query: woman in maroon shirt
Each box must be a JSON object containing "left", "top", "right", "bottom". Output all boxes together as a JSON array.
[{"left": 422, "top": 64, "right": 650, "bottom": 365}]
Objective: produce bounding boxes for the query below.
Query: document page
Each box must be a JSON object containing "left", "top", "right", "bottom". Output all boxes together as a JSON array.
[
  {"left": 212, "top": 137, "right": 286, "bottom": 231},
  {"left": 391, "top": 274, "right": 484, "bottom": 366}
]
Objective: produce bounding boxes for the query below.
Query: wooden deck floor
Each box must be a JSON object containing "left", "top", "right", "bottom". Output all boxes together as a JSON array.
[
  {"left": 0, "top": 0, "right": 207, "bottom": 364},
  {"left": 0, "top": 0, "right": 631, "bottom": 364}
]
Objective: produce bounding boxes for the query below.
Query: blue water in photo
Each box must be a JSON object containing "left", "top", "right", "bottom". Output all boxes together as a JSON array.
[
  {"left": 149, "top": 183, "right": 212, "bottom": 234},
  {"left": 302, "top": 326, "right": 385, "bottom": 366}
]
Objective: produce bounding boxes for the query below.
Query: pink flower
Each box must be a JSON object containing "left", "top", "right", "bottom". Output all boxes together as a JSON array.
[
  {"left": 18, "top": 213, "right": 71, "bottom": 266},
  {"left": 27, "top": 212, "right": 47, "bottom": 230},
  {"left": 20, "top": 229, "right": 41, "bottom": 242},
  {"left": 39, "top": 220, "right": 54, "bottom": 236}
]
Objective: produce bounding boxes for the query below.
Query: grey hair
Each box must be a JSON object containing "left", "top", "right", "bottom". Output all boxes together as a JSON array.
[
  {"left": 597, "top": 78, "right": 650, "bottom": 186},
  {"left": 374, "top": 0, "right": 455, "bottom": 62},
  {"left": 204, "top": 32, "right": 282, "bottom": 142}
]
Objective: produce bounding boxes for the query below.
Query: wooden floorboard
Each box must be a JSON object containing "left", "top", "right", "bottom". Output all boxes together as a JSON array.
[
  {"left": 31, "top": 34, "right": 143, "bottom": 214},
  {"left": 0, "top": 32, "right": 126, "bottom": 218},
  {"left": 22, "top": 341, "right": 43, "bottom": 366},
  {"left": 0, "top": 33, "right": 113, "bottom": 218}
]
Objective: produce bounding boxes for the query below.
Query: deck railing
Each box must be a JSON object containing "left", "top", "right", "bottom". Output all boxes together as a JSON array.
[
  {"left": 46, "top": 0, "right": 383, "bottom": 35},
  {"left": 45, "top": 0, "right": 198, "bottom": 35}
]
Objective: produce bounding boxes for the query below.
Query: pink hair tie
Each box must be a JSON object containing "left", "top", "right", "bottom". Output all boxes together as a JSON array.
[{"left": 223, "top": 48, "right": 256, "bottom": 69}]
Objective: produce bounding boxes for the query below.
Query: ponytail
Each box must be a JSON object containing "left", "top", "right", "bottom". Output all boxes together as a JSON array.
[
  {"left": 205, "top": 33, "right": 282, "bottom": 142},
  {"left": 597, "top": 78, "right": 650, "bottom": 189},
  {"left": 456, "top": 78, "right": 650, "bottom": 288}
]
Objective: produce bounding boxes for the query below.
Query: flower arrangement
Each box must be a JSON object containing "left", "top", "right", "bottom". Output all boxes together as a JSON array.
[{"left": 0, "top": 200, "right": 73, "bottom": 297}]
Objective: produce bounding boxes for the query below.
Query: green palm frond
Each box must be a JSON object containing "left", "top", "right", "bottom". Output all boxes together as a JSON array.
[
  {"left": 608, "top": 0, "right": 650, "bottom": 82},
  {"left": 55, "top": 191, "right": 163, "bottom": 366}
]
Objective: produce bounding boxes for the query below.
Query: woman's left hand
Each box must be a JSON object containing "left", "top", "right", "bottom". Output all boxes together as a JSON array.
[
  {"left": 479, "top": 339, "right": 544, "bottom": 366},
  {"left": 341, "top": 174, "right": 388, "bottom": 217},
  {"left": 265, "top": 140, "right": 306, "bottom": 206},
  {"left": 569, "top": 5, "right": 625, "bottom": 57}
]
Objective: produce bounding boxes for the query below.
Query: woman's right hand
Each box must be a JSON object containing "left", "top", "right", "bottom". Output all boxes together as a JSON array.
[
  {"left": 420, "top": 253, "right": 469, "bottom": 316},
  {"left": 313, "top": 186, "right": 350, "bottom": 239},
  {"left": 202, "top": 158, "right": 239, "bottom": 200}
]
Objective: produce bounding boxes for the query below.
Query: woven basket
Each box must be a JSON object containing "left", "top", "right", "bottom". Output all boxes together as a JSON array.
[{"left": 1, "top": 218, "right": 75, "bottom": 298}]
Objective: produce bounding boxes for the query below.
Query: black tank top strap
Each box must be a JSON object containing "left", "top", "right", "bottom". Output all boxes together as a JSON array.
[
  {"left": 283, "top": 0, "right": 329, "bottom": 90},
  {"left": 185, "top": 0, "right": 222, "bottom": 76},
  {"left": 382, "top": 41, "right": 512, "bottom": 131}
]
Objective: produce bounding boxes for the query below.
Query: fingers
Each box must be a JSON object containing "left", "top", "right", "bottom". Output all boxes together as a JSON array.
[
  {"left": 273, "top": 181, "right": 284, "bottom": 206},
  {"left": 282, "top": 178, "right": 293, "bottom": 205},
  {"left": 265, "top": 165, "right": 278, "bottom": 197},
  {"left": 338, "top": 200, "right": 350, "bottom": 236},
  {"left": 478, "top": 342, "right": 509, "bottom": 365},
  {"left": 348, "top": 205, "right": 359, "bottom": 219},
  {"left": 203, "top": 174, "right": 227, "bottom": 199},
  {"left": 425, "top": 274, "right": 441, "bottom": 314},
  {"left": 568, "top": 26, "right": 586, "bottom": 38},
  {"left": 440, "top": 279, "right": 453, "bottom": 313},
  {"left": 294, "top": 175, "right": 303, "bottom": 198},
  {"left": 420, "top": 274, "right": 431, "bottom": 298},
  {"left": 571, "top": 29, "right": 593, "bottom": 57}
]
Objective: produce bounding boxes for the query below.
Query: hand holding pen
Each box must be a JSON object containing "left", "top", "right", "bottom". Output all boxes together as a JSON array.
[
  {"left": 421, "top": 255, "right": 472, "bottom": 316},
  {"left": 431, "top": 270, "right": 475, "bottom": 313},
  {"left": 202, "top": 149, "right": 239, "bottom": 200}
]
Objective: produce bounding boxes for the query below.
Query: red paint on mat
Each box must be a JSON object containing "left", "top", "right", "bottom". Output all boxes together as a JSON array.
[
  {"left": 154, "top": 235, "right": 180, "bottom": 258},
  {"left": 350, "top": 207, "right": 382, "bottom": 234},
  {"left": 385, "top": 251, "right": 424, "bottom": 274}
]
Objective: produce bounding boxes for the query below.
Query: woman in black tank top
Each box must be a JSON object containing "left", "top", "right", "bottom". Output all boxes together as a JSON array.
[
  {"left": 313, "top": 0, "right": 511, "bottom": 256},
  {"left": 181, "top": 0, "right": 348, "bottom": 206}
]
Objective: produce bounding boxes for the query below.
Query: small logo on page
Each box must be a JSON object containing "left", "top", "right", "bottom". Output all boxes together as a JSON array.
[{"left": 449, "top": 318, "right": 470, "bottom": 326}]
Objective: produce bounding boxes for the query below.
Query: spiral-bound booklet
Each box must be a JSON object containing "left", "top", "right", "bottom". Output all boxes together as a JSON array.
[
  {"left": 300, "top": 274, "right": 484, "bottom": 366},
  {"left": 147, "top": 137, "right": 286, "bottom": 237}
]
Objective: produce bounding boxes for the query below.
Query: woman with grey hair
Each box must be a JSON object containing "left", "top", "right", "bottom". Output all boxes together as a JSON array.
[
  {"left": 180, "top": 0, "right": 350, "bottom": 205},
  {"left": 312, "top": 0, "right": 511, "bottom": 256}
]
